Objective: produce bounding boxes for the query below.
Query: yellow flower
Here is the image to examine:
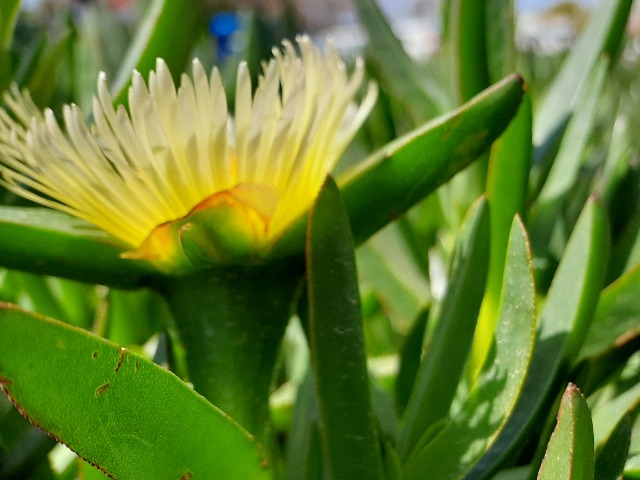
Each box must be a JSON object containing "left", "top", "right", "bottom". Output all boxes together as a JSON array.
[{"left": 0, "top": 36, "right": 377, "bottom": 270}]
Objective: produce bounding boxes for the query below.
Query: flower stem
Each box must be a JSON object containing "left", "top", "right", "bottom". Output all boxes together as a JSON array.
[{"left": 159, "top": 262, "right": 302, "bottom": 439}]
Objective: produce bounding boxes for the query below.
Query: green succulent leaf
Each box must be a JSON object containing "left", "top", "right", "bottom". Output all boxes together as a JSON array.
[
  {"left": 595, "top": 414, "right": 631, "bottom": 480},
  {"left": 531, "top": 0, "right": 633, "bottom": 180},
  {"left": 466, "top": 197, "right": 609, "bottom": 479},
  {"left": 0, "top": 271, "right": 98, "bottom": 354},
  {"left": 24, "top": 29, "right": 74, "bottom": 107},
  {"left": 399, "top": 197, "right": 490, "bottom": 456},
  {"left": 354, "top": 0, "right": 446, "bottom": 123},
  {"left": 111, "top": 0, "right": 206, "bottom": 103},
  {"left": 306, "top": 176, "right": 384, "bottom": 480},
  {"left": 341, "top": 74, "right": 523, "bottom": 246},
  {"left": 484, "top": 0, "right": 517, "bottom": 83},
  {"left": 274, "top": 74, "right": 523, "bottom": 258},
  {"left": 537, "top": 384, "right": 594, "bottom": 480},
  {"left": 0, "top": 0, "right": 20, "bottom": 89},
  {"left": 285, "top": 373, "right": 324, "bottom": 480},
  {"left": 485, "top": 92, "right": 532, "bottom": 294},
  {"left": 610, "top": 212, "right": 640, "bottom": 280},
  {"left": 451, "top": 0, "right": 517, "bottom": 98},
  {"left": 451, "top": 0, "right": 490, "bottom": 102},
  {"left": 579, "top": 264, "right": 640, "bottom": 362},
  {"left": 356, "top": 222, "right": 430, "bottom": 327},
  {"left": 472, "top": 92, "right": 532, "bottom": 375},
  {"left": 0, "top": 206, "right": 158, "bottom": 289},
  {"left": 402, "top": 215, "right": 536, "bottom": 479},
  {"left": 0, "top": 303, "right": 271, "bottom": 480},
  {"left": 103, "top": 289, "right": 171, "bottom": 346},
  {"left": 529, "top": 56, "right": 608, "bottom": 252},
  {"left": 591, "top": 374, "right": 640, "bottom": 453},
  {"left": 395, "top": 308, "right": 429, "bottom": 413},
  {"left": 594, "top": 114, "right": 637, "bottom": 238},
  {"left": 0, "top": 0, "right": 20, "bottom": 50}
]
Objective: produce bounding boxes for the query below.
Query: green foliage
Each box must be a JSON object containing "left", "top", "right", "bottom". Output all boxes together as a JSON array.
[
  {"left": 306, "top": 177, "right": 384, "bottom": 480},
  {"left": 0, "top": 304, "right": 270, "bottom": 479},
  {"left": 537, "top": 384, "right": 594, "bottom": 480},
  {"left": 0, "top": 0, "right": 639, "bottom": 478}
]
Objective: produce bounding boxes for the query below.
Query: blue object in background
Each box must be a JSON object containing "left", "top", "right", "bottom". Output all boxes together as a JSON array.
[{"left": 209, "top": 12, "right": 240, "bottom": 61}]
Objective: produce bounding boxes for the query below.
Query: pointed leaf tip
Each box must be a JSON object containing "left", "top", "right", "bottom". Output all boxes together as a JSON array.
[{"left": 538, "top": 383, "right": 594, "bottom": 480}]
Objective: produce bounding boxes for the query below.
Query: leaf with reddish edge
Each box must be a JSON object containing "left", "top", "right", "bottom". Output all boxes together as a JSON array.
[
  {"left": 0, "top": 303, "right": 271, "bottom": 480},
  {"left": 537, "top": 384, "right": 594, "bottom": 480}
]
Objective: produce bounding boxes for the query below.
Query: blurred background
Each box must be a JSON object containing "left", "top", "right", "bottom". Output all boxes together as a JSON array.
[
  {"left": 11, "top": 0, "right": 640, "bottom": 119},
  {"left": 16, "top": 0, "right": 640, "bottom": 61}
]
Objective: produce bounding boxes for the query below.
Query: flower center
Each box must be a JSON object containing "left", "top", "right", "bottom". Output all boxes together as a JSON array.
[{"left": 122, "top": 184, "right": 282, "bottom": 270}]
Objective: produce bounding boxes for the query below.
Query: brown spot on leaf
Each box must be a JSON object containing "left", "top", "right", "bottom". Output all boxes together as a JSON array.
[
  {"left": 115, "top": 347, "right": 127, "bottom": 373},
  {"left": 92, "top": 351, "right": 99, "bottom": 359},
  {"left": 179, "top": 472, "right": 193, "bottom": 480},
  {"left": 95, "top": 383, "right": 110, "bottom": 397},
  {"left": 135, "top": 359, "right": 140, "bottom": 373}
]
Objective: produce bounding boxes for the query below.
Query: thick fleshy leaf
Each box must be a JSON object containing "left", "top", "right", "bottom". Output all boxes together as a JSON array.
[
  {"left": 536, "top": 197, "right": 610, "bottom": 359},
  {"left": 23, "top": 29, "right": 74, "bottom": 107},
  {"left": 0, "top": 0, "right": 20, "bottom": 89},
  {"left": 467, "top": 197, "right": 609, "bottom": 479},
  {"left": 402, "top": 215, "right": 536, "bottom": 479},
  {"left": 399, "top": 197, "right": 490, "bottom": 456},
  {"left": 395, "top": 308, "right": 429, "bottom": 413},
  {"left": 594, "top": 115, "right": 637, "bottom": 237},
  {"left": 0, "top": 303, "right": 271, "bottom": 480},
  {"left": 110, "top": 0, "right": 206, "bottom": 103},
  {"left": 449, "top": 0, "right": 517, "bottom": 100},
  {"left": 447, "top": 0, "right": 496, "bottom": 200},
  {"left": 356, "top": 222, "right": 430, "bottom": 327},
  {"left": 340, "top": 74, "right": 523, "bottom": 247},
  {"left": 484, "top": 0, "right": 517, "bottom": 83},
  {"left": 531, "top": 0, "right": 633, "bottom": 179},
  {"left": 103, "top": 289, "right": 171, "bottom": 347},
  {"left": 0, "top": 207, "right": 158, "bottom": 288},
  {"left": 579, "top": 265, "right": 640, "bottom": 362},
  {"left": 537, "top": 384, "right": 594, "bottom": 480},
  {"left": 350, "top": 75, "right": 522, "bottom": 248},
  {"left": 1, "top": 271, "right": 73, "bottom": 325},
  {"left": 79, "top": 460, "right": 114, "bottom": 480},
  {"left": 273, "top": 75, "right": 523, "bottom": 258},
  {"left": 595, "top": 414, "right": 631, "bottom": 480},
  {"left": 451, "top": 0, "right": 490, "bottom": 102},
  {"left": 353, "top": 0, "right": 446, "bottom": 123},
  {"left": 70, "top": 6, "right": 135, "bottom": 112},
  {"left": 610, "top": 212, "right": 640, "bottom": 280},
  {"left": 472, "top": 93, "right": 532, "bottom": 374},
  {"left": 485, "top": 93, "right": 532, "bottom": 300},
  {"left": 285, "top": 374, "right": 324, "bottom": 480},
  {"left": 306, "top": 177, "right": 384, "bottom": 480},
  {"left": 0, "top": 0, "right": 19, "bottom": 50},
  {"left": 529, "top": 56, "right": 608, "bottom": 252},
  {"left": 591, "top": 375, "right": 640, "bottom": 453}
]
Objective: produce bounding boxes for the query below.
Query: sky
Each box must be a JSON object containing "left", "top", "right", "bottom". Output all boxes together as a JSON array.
[{"left": 517, "top": 0, "right": 601, "bottom": 12}]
